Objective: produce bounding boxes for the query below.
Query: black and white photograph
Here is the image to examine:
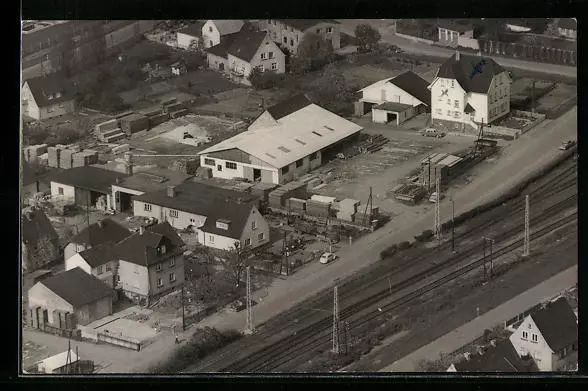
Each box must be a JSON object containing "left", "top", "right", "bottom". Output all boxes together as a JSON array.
[{"left": 19, "top": 17, "right": 578, "bottom": 375}]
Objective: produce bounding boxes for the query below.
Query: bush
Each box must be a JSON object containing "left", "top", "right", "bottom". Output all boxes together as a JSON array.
[
  {"left": 248, "top": 68, "right": 285, "bottom": 90},
  {"left": 415, "top": 229, "right": 434, "bottom": 242},
  {"left": 380, "top": 244, "right": 398, "bottom": 259},
  {"left": 397, "top": 241, "right": 412, "bottom": 250}
]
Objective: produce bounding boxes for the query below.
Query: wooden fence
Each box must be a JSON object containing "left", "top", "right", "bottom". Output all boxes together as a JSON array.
[{"left": 478, "top": 39, "right": 576, "bottom": 66}]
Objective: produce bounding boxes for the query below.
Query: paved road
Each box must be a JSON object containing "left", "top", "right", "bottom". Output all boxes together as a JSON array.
[
  {"left": 195, "top": 107, "right": 577, "bottom": 335},
  {"left": 379, "top": 264, "right": 578, "bottom": 372},
  {"left": 336, "top": 19, "right": 577, "bottom": 79}
]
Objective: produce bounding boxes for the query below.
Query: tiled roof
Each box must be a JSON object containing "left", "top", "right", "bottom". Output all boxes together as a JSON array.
[
  {"left": 78, "top": 241, "right": 118, "bottom": 268},
  {"left": 21, "top": 208, "right": 59, "bottom": 246},
  {"left": 531, "top": 297, "right": 578, "bottom": 352},
  {"left": 39, "top": 268, "right": 112, "bottom": 308},
  {"left": 436, "top": 53, "right": 506, "bottom": 94},
  {"left": 24, "top": 73, "right": 75, "bottom": 108},
  {"left": 116, "top": 168, "right": 192, "bottom": 194},
  {"left": 115, "top": 222, "right": 185, "bottom": 267},
  {"left": 454, "top": 340, "right": 539, "bottom": 372},
  {"left": 177, "top": 21, "right": 205, "bottom": 37},
  {"left": 278, "top": 19, "right": 339, "bottom": 32},
  {"left": 388, "top": 71, "right": 432, "bottom": 107},
  {"left": 211, "top": 20, "right": 245, "bottom": 36},
  {"left": 227, "top": 30, "right": 268, "bottom": 62},
  {"left": 206, "top": 32, "right": 241, "bottom": 57},
  {"left": 199, "top": 200, "right": 254, "bottom": 240},
  {"left": 70, "top": 218, "right": 131, "bottom": 247},
  {"left": 47, "top": 166, "right": 128, "bottom": 194},
  {"left": 266, "top": 94, "right": 312, "bottom": 120}
]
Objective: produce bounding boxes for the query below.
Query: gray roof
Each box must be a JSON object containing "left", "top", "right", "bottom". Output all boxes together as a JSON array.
[
  {"left": 132, "top": 181, "right": 258, "bottom": 217},
  {"left": 70, "top": 218, "right": 131, "bottom": 247},
  {"left": 117, "top": 168, "right": 192, "bottom": 194},
  {"left": 374, "top": 102, "right": 413, "bottom": 112},
  {"left": 388, "top": 71, "right": 431, "bottom": 107},
  {"left": 558, "top": 18, "right": 577, "bottom": 30},
  {"left": 78, "top": 241, "right": 118, "bottom": 268},
  {"left": 211, "top": 20, "right": 245, "bottom": 36},
  {"left": 24, "top": 73, "right": 75, "bottom": 108},
  {"left": 227, "top": 30, "right": 268, "bottom": 62},
  {"left": 39, "top": 268, "right": 112, "bottom": 308},
  {"left": 278, "top": 19, "right": 339, "bottom": 32},
  {"left": 437, "top": 19, "right": 474, "bottom": 34},
  {"left": 199, "top": 200, "right": 255, "bottom": 240},
  {"left": 206, "top": 31, "right": 241, "bottom": 57},
  {"left": 454, "top": 340, "right": 539, "bottom": 372},
  {"left": 178, "top": 21, "right": 205, "bottom": 37},
  {"left": 115, "top": 222, "right": 185, "bottom": 267},
  {"left": 21, "top": 208, "right": 59, "bottom": 246},
  {"left": 48, "top": 166, "right": 128, "bottom": 194},
  {"left": 531, "top": 297, "right": 577, "bottom": 351},
  {"left": 436, "top": 53, "right": 506, "bottom": 93},
  {"left": 266, "top": 93, "right": 312, "bottom": 120}
]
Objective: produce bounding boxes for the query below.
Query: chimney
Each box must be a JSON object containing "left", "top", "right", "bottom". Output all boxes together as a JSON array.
[
  {"left": 455, "top": 50, "right": 460, "bottom": 61},
  {"left": 125, "top": 162, "right": 133, "bottom": 176},
  {"left": 139, "top": 226, "right": 144, "bottom": 235},
  {"left": 167, "top": 185, "right": 176, "bottom": 198}
]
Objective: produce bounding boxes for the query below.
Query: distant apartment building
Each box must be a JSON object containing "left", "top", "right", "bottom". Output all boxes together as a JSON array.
[
  {"left": 264, "top": 20, "right": 341, "bottom": 54},
  {"left": 21, "top": 20, "right": 157, "bottom": 81}
]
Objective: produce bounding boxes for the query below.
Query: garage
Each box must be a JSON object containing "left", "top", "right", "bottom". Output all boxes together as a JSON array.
[{"left": 372, "top": 102, "right": 415, "bottom": 125}]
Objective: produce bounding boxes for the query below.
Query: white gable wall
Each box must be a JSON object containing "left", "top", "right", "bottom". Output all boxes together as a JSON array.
[
  {"left": 362, "top": 82, "right": 424, "bottom": 107},
  {"left": 430, "top": 77, "right": 468, "bottom": 123},
  {"left": 65, "top": 253, "right": 92, "bottom": 274},
  {"left": 28, "top": 283, "right": 74, "bottom": 324},
  {"left": 22, "top": 82, "right": 41, "bottom": 120},
  {"left": 202, "top": 21, "right": 221, "bottom": 48},
  {"left": 50, "top": 182, "right": 76, "bottom": 202},
  {"left": 249, "top": 37, "right": 286, "bottom": 75},
  {"left": 240, "top": 206, "right": 270, "bottom": 249},
  {"left": 509, "top": 315, "right": 553, "bottom": 371},
  {"left": 132, "top": 200, "right": 207, "bottom": 230}
]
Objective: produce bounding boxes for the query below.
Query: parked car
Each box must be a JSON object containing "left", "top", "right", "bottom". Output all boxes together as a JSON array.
[
  {"left": 228, "top": 300, "right": 246, "bottom": 312},
  {"left": 429, "top": 192, "right": 445, "bottom": 203},
  {"left": 559, "top": 140, "right": 576, "bottom": 150},
  {"left": 319, "top": 252, "right": 338, "bottom": 264},
  {"left": 421, "top": 128, "right": 446, "bottom": 138}
]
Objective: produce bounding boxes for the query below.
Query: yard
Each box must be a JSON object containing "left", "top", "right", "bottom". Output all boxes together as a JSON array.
[{"left": 534, "top": 83, "right": 577, "bottom": 113}]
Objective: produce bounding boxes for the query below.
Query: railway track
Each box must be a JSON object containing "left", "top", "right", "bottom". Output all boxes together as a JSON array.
[{"left": 187, "top": 157, "right": 576, "bottom": 373}]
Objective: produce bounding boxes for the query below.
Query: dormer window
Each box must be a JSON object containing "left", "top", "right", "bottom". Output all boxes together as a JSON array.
[
  {"left": 158, "top": 245, "right": 167, "bottom": 255},
  {"left": 216, "top": 219, "right": 231, "bottom": 230}
]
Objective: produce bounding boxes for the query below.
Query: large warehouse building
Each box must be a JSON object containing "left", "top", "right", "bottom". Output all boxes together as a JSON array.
[{"left": 198, "top": 94, "right": 363, "bottom": 185}]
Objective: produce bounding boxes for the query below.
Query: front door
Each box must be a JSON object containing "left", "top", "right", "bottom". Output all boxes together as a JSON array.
[{"left": 253, "top": 169, "right": 261, "bottom": 181}]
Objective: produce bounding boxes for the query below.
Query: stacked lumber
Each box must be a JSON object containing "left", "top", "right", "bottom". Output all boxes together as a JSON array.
[
  {"left": 24, "top": 144, "right": 48, "bottom": 163},
  {"left": 306, "top": 199, "right": 330, "bottom": 218},
  {"left": 287, "top": 197, "right": 307, "bottom": 213},
  {"left": 47, "top": 147, "right": 61, "bottom": 168}
]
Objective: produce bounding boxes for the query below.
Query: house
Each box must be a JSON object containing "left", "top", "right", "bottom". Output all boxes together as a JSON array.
[
  {"left": 33, "top": 350, "right": 80, "bottom": 374},
  {"left": 21, "top": 159, "right": 49, "bottom": 201},
  {"left": 21, "top": 73, "right": 76, "bottom": 121},
  {"left": 176, "top": 21, "right": 205, "bottom": 49},
  {"left": 65, "top": 241, "right": 119, "bottom": 288},
  {"left": 428, "top": 51, "right": 512, "bottom": 133},
  {"left": 21, "top": 207, "right": 60, "bottom": 272},
  {"left": 114, "top": 222, "right": 185, "bottom": 305},
  {"left": 63, "top": 218, "right": 131, "bottom": 261},
  {"left": 447, "top": 339, "right": 539, "bottom": 372},
  {"left": 557, "top": 18, "right": 577, "bottom": 40},
  {"left": 48, "top": 166, "right": 128, "bottom": 210},
  {"left": 132, "top": 182, "right": 270, "bottom": 251},
  {"left": 509, "top": 297, "right": 578, "bottom": 371},
  {"left": 206, "top": 28, "right": 286, "bottom": 86},
  {"left": 437, "top": 20, "right": 474, "bottom": 48},
  {"left": 356, "top": 71, "right": 431, "bottom": 125},
  {"left": 28, "top": 267, "right": 113, "bottom": 326},
  {"left": 199, "top": 94, "right": 363, "bottom": 185},
  {"left": 201, "top": 20, "right": 245, "bottom": 48},
  {"left": 111, "top": 167, "right": 193, "bottom": 213},
  {"left": 265, "top": 19, "right": 341, "bottom": 54}
]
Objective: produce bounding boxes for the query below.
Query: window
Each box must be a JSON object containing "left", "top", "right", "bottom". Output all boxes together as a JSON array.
[
  {"left": 169, "top": 209, "right": 179, "bottom": 218},
  {"left": 208, "top": 235, "right": 215, "bottom": 243},
  {"left": 454, "top": 111, "right": 460, "bottom": 118},
  {"left": 290, "top": 27, "right": 293, "bottom": 32},
  {"left": 245, "top": 238, "right": 251, "bottom": 246},
  {"left": 269, "top": 51, "right": 274, "bottom": 59},
  {"left": 47, "top": 106, "right": 54, "bottom": 113},
  {"left": 296, "top": 159, "right": 303, "bottom": 168},
  {"left": 454, "top": 100, "right": 459, "bottom": 108},
  {"left": 447, "top": 99, "right": 451, "bottom": 105},
  {"left": 261, "top": 52, "right": 267, "bottom": 60},
  {"left": 105, "top": 263, "right": 112, "bottom": 272},
  {"left": 271, "top": 62, "right": 278, "bottom": 70},
  {"left": 283, "top": 37, "right": 287, "bottom": 44},
  {"left": 226, "top": 162, "right": 237, "bottom": 170},
  {"left": 451, "top": 80, "right": 455, "bottom": 88},
  {"left": 58, "top": 187, "right": 64, "bottom": 195},
  {"left": 290, "top": 39, "right": 294, "bottom": 46},
  {"left": 157, "top": 278, "right": 163, "bottom": 287},
  {"left": 327, "top": 27, "right": 333, "bottom": 33},
  {"left": 282, "top": 165, "right": 289, "bottom": 174},
  {"left": 204, "top": 158, "right": 215, "bottom": 166},
  {"left": 251, "top": 220, "right": 257, "bottom": 230},
  {"left": 169, "top": 272, "right": 176, "bottom": 283},
  {"left": 209, "top": 26, "right": 213, "bottom": 32},
  {"left": 258, "top": 232, "right": 265, "bottom": 241},
  {"left": 97, "top": 266, "right": 103, "bottom": 275},
  {"left": 156, "top": 263, "right": 162, "bottom": 271},
  {"left": 116, "top": 275, "right": 120, "bottom": 283},
  {"left": 144, "top": 203, "right": 152, "bottom": 212},
  {"left": 310, "top": 152, "right": 317, "bottom": 160},
  {"left": 532, "top": 334, "right": 538, "bottom": 342},
  {"left": 217, "top": 164, "right": 223, "bottom": 171},
  {"left": 209, "top": 40, "right": 213, "bottom": 47},
  {"left": 522, "top": 331, "right": 528, "bottom": 339},
  {"left": 435, "top": 108, "right": 442, "bottom": 115},
  {"left": 447, "top": 110, "right": 451, "bottom": 116},
  {"left": 316, "top": 29, "right": 321, "bottom": 34}
]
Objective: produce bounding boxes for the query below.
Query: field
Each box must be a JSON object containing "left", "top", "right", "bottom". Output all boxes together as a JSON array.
[{"left": 534, "top": 83, "right": 577, "bottom": 113}]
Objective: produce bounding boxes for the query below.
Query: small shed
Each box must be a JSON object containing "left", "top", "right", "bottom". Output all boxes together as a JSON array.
[{"left": 372, "top": 102, "right": 415, "bottom": 125}]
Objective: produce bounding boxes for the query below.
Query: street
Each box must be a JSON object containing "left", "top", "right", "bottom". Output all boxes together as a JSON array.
[{"left": 336, "top": 20, "right": 578, "bottom": 79}]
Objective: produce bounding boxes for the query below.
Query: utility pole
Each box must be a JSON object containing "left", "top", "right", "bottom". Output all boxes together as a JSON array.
[
  {"left": 245, "top": 266, "right": 254, "bottom": 334},
  {"left": 434, "top": 174, "right": 441, "bottom": 241},
  {"left": 344, "top": 321, "right": 351, "bottom": 355},
  {"left": 427, "top": 156, "right": 432, "bottom": 191},
  {"left": 181, "top": 284, "right": 186, "bottom": 332},
  {"left": 76, "top": 345, "right": 79, "bottom": 374},
  {"left": 332, "top": 285, "right": 340, "bottom": 354},
  {"left": 66, "top": 339, "right": 72, "bottom": 374},
  {"left": 362, "top": 187, "right": 373, "bottom": 228},
  {"left": 531, "top": 81, "right": 535, "bottom": 114},
  {"left": 451, "top": 198, "right": 456, "bottom": 253},
  {"left": 483, "top": 238, "right": 487, "bottom": 280},
  {"left": 523, "top": 194, "right": 530, "bottom": 256}
]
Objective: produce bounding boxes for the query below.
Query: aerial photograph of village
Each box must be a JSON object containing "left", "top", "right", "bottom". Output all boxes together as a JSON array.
[{"left": 20, "top": 18, "right": 577, "bottom": 374}]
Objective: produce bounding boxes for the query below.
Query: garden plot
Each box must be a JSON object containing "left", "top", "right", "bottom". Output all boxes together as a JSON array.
[{"left": 535, "top": 83, "right": 577, "bottom": 112}]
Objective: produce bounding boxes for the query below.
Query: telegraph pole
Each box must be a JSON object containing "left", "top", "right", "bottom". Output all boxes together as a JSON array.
[
  {"left": 181, "top": 284, "right": 186, "bottom": 331},
  {"left": 483, "top": 238, "right": 487, "bottom": 280},
  {"left": 245, "top": 266, "right": 254, "bottom": 334},
  {"left": 434, "top": 174, "right": 441, "bottom": 241},
  {"left": 523, "top": 194, "right": 530, "bottom": 256},
  {"left": 332, "top": 285, "right": 340, "bottom": 354},
  {"left": 451, "top": 199, "right": 456, "bottom": 253}
]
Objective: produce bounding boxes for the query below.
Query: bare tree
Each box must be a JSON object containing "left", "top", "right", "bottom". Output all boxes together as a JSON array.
[{"left": 217, "top": 242, "right": 249, "bottom": 288}]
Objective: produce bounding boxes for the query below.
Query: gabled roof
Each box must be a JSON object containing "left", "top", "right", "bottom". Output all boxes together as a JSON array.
[
  {"left": 530, "top": 297, "right": 577, "bottom": 352},
  {"left": 278, "top": 19, "right": 339, "bottom": 32},
  {"left": 210, "top": 20, "right": 245, "bottom": 36},
  {"left": 436, "top": 53, "right": 506, "bottom": 94},
  {"left": 437, "top": 19, "right": 474, "bottom": 34},
  {"left": 70, "top": 218, "right": 131, "bottom": 247},
  {"left": 454, "top": 340, "right": 539, "bottom": 372},
  {"left": 116, "top": 168, "right": 192, "bottom": 194},
  {"left": 266, "top": 94, "right": 313, "bottom": 120},
  {"left": 24, "top": 73, "right": 75, "bottom": 108},
  {"left": 199, "top": 200, "right": 254, "bottom": 240},
  {"left": 227, "top": 30, "right": 269, "bottom": 62},
  {"left": 38, "top": 267, "right": 112, "bottom": 308},
  {"left": 48, "top": 166, "right": 128, "bottom": 194},
  {"left": 21, "top": 208, "right": 59, "bottom": 246},
  {"left": 205, "top": 31, "right": 241, "bottom": 57},
  {"left": 558, "top": 18, "right": 577, "bottom": 30},
  {"left": 133, "top": 181, "right": 258, "bottom": 216},
  {"left": 115, "top": 222, "right": 185, "bottom": 267},
  {"left": 464, "top": 103, "right": 475, "bottom": 113},
  {"left": 177, "top": 21, "right": 205, "bottom": 37},
  {"left": 388, "top": 71, "right": 431, "bottom": 107},
  {"left": 78, "top": 241, "right": 118, "bottom": 268}
]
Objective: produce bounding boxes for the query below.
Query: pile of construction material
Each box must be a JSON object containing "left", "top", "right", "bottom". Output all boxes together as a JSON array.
[
  {"left": 250, "top": 182, "right": 278, "bottom": 203},
  {"left": 23, "top": 144, "right": 48, "bottom": 164},
  {"left": 338, "top": 134, "right": 390, "bottom": 159},
  {"left": 393, "top": 183, "right": 427, "bottom": 204},
  {"left": 299, "top": 173, "right": 323, "bottom": 191},
  {"left": 269, "top": 181, "right": 308, "bottom": 210},
  {"left": 287, "top": 197, "right": 307, "bottom": 214},
  {"left": 72, "top": 150, "right": 99, "bottom": 168},
  {"left": 47, "top": 145, "right": 98, "bottom": 169},
  {"left": 95, "top": 119, "right": 126, "bottom": 143},
  {"left": 354, "top": 206, "right": 380, "bottom": 226},
  {"left": 336, "top": 198, "right": 361, "bottom": 222},
  {"left": 169, "top": 158, "right": 200, "bottom": 175},
  {"left": 306, "top": 198, "right": 331, "bottom": 218},
  {"left": 161, "top": 98, "right": 189, "bottom": 118},
  {"left": 119, "top": 113, "right": 150, "bottom": 135}
]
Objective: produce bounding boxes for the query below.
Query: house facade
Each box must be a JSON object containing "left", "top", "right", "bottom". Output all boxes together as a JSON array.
[
  {"left": 176, "top": 22, "right": 205, "bottom": 49},
  {"left": 63, "top": 218, "right": 130, "bottom": 261},
  {"left": 265, "top": 20, "right": 341, "bottom": 54},
  {"left": 64, "top": 242, "right": 118, "bottom": 288},
  {"left": 201, "top": 20, "right": 245, "bottom": 48},
  {"left": 21, "top": 74, "right": 76, "bottom": 121},
  {"left": 21, "top": 208, "right": 60, "bottom": 272},
  {"left": 429, "top": 52, "right": 511, "bottom": 133}
]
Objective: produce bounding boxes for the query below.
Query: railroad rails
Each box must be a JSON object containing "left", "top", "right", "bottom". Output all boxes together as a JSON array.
[{"left": 188, "top": 156, "right": 577, "bottom": 373}]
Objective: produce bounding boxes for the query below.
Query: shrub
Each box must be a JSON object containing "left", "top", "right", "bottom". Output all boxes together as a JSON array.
[
  {"left": 248, "top": 69, "right": 285, "bottom": 90},
  {"left": 380, "top": 244, "right": 398, "bottom": 259},
  {"left": 415, "top": 229, "right": 434, "bottom": 242},
  {"left": 397, "top": 241, "right": 412, "bottom": 250}
]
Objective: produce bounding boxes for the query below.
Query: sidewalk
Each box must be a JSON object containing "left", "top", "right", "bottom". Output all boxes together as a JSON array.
[{"left": 380, "top": 264, "right": 578, "bottom": 372}]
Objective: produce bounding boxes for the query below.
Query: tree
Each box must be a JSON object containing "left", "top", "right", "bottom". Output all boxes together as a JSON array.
[
  {"left": 216, "top": 242, "right": 250, "bottom": 288},
  {"left": 291, "top": 32, "right": 334, "bottom": 74},
  {"left": 248, "top": 67, "right": 284, "bottom": 90},
  {"left": 308, "top": 63, "right": 355, "bottom": 116},
  {"left": 355, "top": 24, "right": 382, "bottom": 53}
]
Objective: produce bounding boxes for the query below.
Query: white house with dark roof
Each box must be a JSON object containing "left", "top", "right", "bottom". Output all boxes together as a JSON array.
[
  {"left": 265, "top": 19, "right": 341, "bottom": 54},
  {"left": 428, "top": 51, "right": 512, "bottom": 133},
  {"left": 21, "top": 73, "right": 76, "bottom": 121},
  {"left": 202, "top": 20, "right": 245, "bottom": 48},
  {"left": 21, "top": 207, "right": 60, "bottom": 272},
  {"left": 63, "top": 218, "right": 131, "bottom": 261},
  {"left": 447, "top": 339, "right": 539, "bottom": 372},
  {"left": 557, "top": 18, "right": 577, "bottom": 40},
  {"left": 176, "top": 21, "right": 205, "bottom": 49},
  {"left": 509, "top": 297, "right": 578, "bottom": 371},
  {"left": 199, "top": 94, "right": 363, "bottom": 184},
  {"left": 357, "top": 70, "right": 431, "bottom": 125},
  {"left": 65, "top": 241, "right": 119, "bottom": 288}
]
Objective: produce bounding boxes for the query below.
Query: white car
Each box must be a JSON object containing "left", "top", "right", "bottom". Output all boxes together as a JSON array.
[
  {"left": 559, "top": 140, "right": 576, "bottom": 150},
  {"left": 319, "top": 252, "right": 338, "bottom": 264},
  {"left": 429, "top": 192, "right": 445, "bottom": 203}
]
